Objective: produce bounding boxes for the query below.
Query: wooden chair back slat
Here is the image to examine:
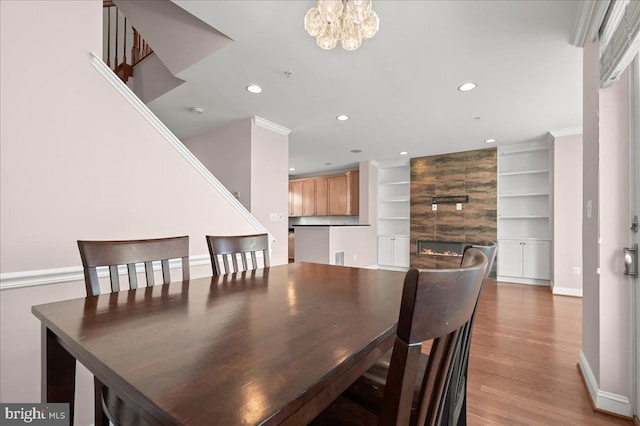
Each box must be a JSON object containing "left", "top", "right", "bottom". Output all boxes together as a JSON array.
[
  {"left": 108, "top": 265, "right": 120, "bottom": 292},
  {"left": 127, "top": 264, "right": 137, "bottom": 289},
  {"left": 206, "top": 234, "right": 270, "bottom": 275},
  {"left": 77, "top": 236, "right": 190, "bottom": 296},
  {"left": 437, "top": 240, "right": 498, "bottom": 425},
  {"left": 380, "top": 248, "right": 487, "bottom": 426}
]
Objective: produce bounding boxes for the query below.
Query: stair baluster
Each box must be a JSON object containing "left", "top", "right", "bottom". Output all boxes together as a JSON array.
[{"left": 103, "top": 1, "right": 153, "bottom": 83}]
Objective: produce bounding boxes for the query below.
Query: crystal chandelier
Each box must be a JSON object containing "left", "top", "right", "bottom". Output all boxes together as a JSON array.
[{"left": 304, "top": 0, "right": 380, "bottom": 51}]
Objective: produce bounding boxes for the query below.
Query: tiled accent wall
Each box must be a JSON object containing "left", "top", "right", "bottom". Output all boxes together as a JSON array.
[{"left": 410, "top": 148, "right": 497, "bottom": 269}]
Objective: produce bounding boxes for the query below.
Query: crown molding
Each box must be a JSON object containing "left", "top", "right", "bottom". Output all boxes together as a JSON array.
[{"left": 254, "top": 116, "right": 292, "bottom": 136}]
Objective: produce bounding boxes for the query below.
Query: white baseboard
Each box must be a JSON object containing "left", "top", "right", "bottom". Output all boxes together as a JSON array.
[
  {"left": 552, "top": 286, "right": 583, "bottom": 297},
  {"left": 377, "top": 265, "right": 410, "bottom": 272},
  {"left": 579, "top": 351, "right": 632, "bottom": 417},
  {"left": 497, "top": 276, "right": 550, "bottom": 286}
]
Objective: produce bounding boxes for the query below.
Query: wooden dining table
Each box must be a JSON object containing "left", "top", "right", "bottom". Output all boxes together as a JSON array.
[{"left": 32, "top": 262, "right": 406, "bottom": 425}]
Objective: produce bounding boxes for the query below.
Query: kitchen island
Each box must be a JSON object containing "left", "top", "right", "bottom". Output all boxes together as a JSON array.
[{"left": 293, "top": 224, "right": 377, "bottom": 268}]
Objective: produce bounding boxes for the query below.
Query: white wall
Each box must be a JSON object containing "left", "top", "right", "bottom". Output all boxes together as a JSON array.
[
  {"left": 581, "top": 36, "right": 632, "bottom": 416},
  {"left": 553, "top": 133, "right": 583, "bottom": 295},
  {"left": 182, "top": 119, "right": 290, "bottom": 265},
  {"left": 0, "top": 1, "right": 262, "bottom": 424},
  {"left": 250, "top": 121, "right": 289, "bottom": 266},
  {"left": 598, "top": 68, "right": 630, "bottom": 397},
  {"left": 582, "top": 36, "right": 601, "bottom": 384},
  {"left": 183, "top": 119, "right": 253, "bottom": 210},
  {"left": 132, "top": 53, "right": 185, "bottom": 103}
]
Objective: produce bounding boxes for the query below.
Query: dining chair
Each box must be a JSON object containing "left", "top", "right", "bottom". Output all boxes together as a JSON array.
[
  {"left": 206, "top": 233, "right": 270, "bottom": 275},
  {"left": 311, "top": 247, "right": 488, "bottom": 426},
  {"left": 442, "top": 240, "right": 497, "bottom": 426},
  {"left": 77, "top": 236, "right": 190, "bottom": 426},
  {"left": 338, "top": 241, "right": 497, "bottom": 426}
]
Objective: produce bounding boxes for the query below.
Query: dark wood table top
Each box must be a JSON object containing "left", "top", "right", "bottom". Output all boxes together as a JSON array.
[{"left": 32, "top": 262, "right": 405, "bottom": 425}]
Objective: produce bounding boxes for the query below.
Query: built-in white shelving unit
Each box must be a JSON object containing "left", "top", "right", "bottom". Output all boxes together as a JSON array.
[
  {"left": 497, "top": 141, "right": 552, "bottom": 285},
  {"left": 377, "top": 161, "right": 410, "bottom": 271}
]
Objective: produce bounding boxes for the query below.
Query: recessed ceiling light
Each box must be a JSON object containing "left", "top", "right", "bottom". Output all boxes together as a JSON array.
[
  {"left": 190, "top": 107, "right": 204, "bottom": 114},
  {"left": 289, "top": 168, "right": 296, "bottom": 171},
  {"left": 485, "top": 138, "right": 496, "bottom": 143},
  {"left": 336, "top": 115, "right": 349, "bottom": 121},
  {"left": 246, "top": 84, "right": 262, "bottom": 94},
  {"left": 400, "top": 151, "right": 408, "bottom": 155},
  {"left": 350, "top": 149, "right": 363, "bottom": 153},
  {"left": 458, "top": 82, "right": 477, "bottom": 92}
]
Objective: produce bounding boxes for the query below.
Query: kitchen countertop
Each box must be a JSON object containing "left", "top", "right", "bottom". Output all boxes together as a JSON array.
[{"left": 292, "top": 224, "right": 371, "bottom": 227}]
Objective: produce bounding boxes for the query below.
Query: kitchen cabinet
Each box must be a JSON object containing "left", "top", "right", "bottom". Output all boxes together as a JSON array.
[
  {"left": 302, "top": 179, "right": 315, "bottom": 216},
  {"left": 498, "top": 239, "right": 550, "bottom": 282},
  {"left": 328, "top": 175, "right": 348, "bottom": 215},
  {"left": 289, "top": 180, "right": 302, "bottom": 217},
  {"left": 378, "top": 236, "right": 410, "bottom": 269},
  {"left": 315, "top": 177, "right": 328, "bottom": 216},
  {"left": 288, "top": 170, "right": 358, "bottom": 217},
  {"left": 347, "top": 170, "right": 359, "bottom": 215}
]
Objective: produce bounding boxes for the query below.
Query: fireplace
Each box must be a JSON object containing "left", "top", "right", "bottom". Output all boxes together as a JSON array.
[
  {"left": 417, "top": 241, "right": 467, "bottom": 258},
  {"left": 415, "top": 241, "right": 468, "bottom": 269}
]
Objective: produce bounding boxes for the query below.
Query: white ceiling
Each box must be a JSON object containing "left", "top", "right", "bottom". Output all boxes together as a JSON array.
[{"left": 151, "top": 0, "right": 582, "bottom": 175}]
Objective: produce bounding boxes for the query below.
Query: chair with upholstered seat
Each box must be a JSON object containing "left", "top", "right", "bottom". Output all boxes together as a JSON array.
[
  {"left": 311, "top": 247, "right": 488, "bottom": 426},
  {"left": 206, "top": 233, "right": 270, "bottom": 275},
  {"left": 77, "top": 236, "right": 190, "bottom": 426},
  {"left": 341, "top": 241, "right": 497, "bottom": 426}
]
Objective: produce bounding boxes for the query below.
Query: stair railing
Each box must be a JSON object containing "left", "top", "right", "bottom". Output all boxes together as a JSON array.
[{"left": 103, "top": 1, "right": 153, "bottom": 83}]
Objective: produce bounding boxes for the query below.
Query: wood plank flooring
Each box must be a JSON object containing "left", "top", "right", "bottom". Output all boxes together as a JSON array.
[{"left": 462, "top": 280, "right": 631, "bottom": 425}]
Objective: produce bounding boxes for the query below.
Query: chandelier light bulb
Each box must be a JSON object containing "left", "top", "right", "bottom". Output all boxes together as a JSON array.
[
  {"left": 341, "top": 17, "right": 362, "bottom": 51},
  {"left": 304, "top": 7, "right": 325, "bottom": 37},
  {"left": 361, "top": 10, "right": 379, "bottom": 39},
  {"left": 305, "top": 0, "right": 379, "bottom": 51},
  {"left": 317, "top": 23, "right": 338, "bottom": 50},
  {"left": 318, "top": 0, "right": 344, "bottom": 23},
  {"left": 346, "top": 0, "right": 372, "bottom": 23}
]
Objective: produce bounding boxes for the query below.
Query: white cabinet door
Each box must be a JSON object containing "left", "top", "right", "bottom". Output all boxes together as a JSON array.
[
  {"left": 378, "top": 236, "right": 394, "bottom": 266},
  {"left": 522, "top": 240, "right": 551, "bottom": 279},
  {"left": 498, "top": 240, "right": 523, "bottom": 277},
  {"left": 394, "top": 236, "right": 410, "bottom": 267}
]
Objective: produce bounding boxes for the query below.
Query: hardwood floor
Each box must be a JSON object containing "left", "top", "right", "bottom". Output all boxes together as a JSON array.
[{"left": 462, "top": 280, "right": 632, "bottom": 425}]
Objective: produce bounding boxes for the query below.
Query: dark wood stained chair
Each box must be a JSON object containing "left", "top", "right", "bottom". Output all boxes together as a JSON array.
[
  {"left": 311, "top": 248, "right": 488, "bottom": 426},
  {"left": 338, "top": 241, "right": 497, "bottom": 426},
  {"left": 78, "top": 236, "right": 190, "bottom": 297},
  {"left": 206, "top": 233, "right": 270, "bottom": 275},
  {"left": 77, "top": 236, "right": 190, "bottom": 426},
  {"left": 442, "top": 240, "right": 497, "bottom": 426}
]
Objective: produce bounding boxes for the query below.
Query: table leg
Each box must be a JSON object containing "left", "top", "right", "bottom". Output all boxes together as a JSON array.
[{"left": 42, "top": 325, "right": 75, "bottom": 423}]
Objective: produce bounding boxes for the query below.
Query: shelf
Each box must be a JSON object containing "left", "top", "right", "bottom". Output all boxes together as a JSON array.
[
  {"left": 499, "top": 215, "right": 549, "bottom": 219},
  {"left": 380, "top": 180, "right": 410, "bottom": 186},
  {"left": 498, "top": 237, "right": 551, "bottom": 241},
  {"left": 379, "top": 217, "right": 410, "bottom": 220},
  {"left": 381, "top": 199, "right": 410, "bottom": 203},
  {"left": 499, "top": 146, "right": 548, "bottom": 156},
  {"left": 498, "top": 169, "right": 549, "bottom": 176},
  {"left": 498, "top": 192, "right": 549, "bottom": 198},
  {"left": 378, "top": 234, "right": 409, "bottom": 238}
]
